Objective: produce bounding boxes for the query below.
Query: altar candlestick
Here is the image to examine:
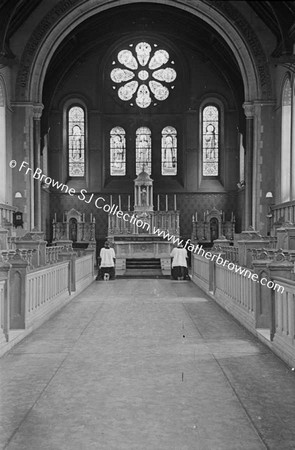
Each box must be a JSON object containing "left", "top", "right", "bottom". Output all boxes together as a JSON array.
[
  {"left": 118, "top": 195, "right": 121, "bottom": 211},
  {"left": 157, "top": 195, "right": 160, "bottom": 211},
  {"left": 93, "top": 217, "right": 96, "bottom": 223},
  {"left": 83, "top": 213, "right": 85, "bottom": 221},
  {"left": 204, "top": 211, "right": 206, "bottom": 221},
  {"left": 90, "top": 213, "right": 93, "bottom": 222},
  {"left": 192, "top": 214, "right": 195, "bottom": 222},
  {"left": 174, "top": 194, "right": 177, "bottom": 211},
  {"left": 110, "top": 195, "right": 113, "bottom": 207},
  {"left": 128, "top": 195, "right": 130, "bottom": 211},
  {"left": 166, "top": 195, "right": 168, "bottom": 212},
  {"left": 54, "top": 213, "right": 57, "bottom": 222},
  {"left": 195, "top": 212, "right": 198, "bottom": 222}
]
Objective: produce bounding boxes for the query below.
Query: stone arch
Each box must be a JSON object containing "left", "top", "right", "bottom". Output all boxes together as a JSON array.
[
  {"left": 15, "top": 0, "right": 272, "bottom": 103},
  {"left": 0, "top": 75, "right": 6, "bottom": 107}
]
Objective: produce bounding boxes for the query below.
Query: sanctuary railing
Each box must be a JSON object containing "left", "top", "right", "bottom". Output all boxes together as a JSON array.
[
  {"left": 191, "top": 248, "right": 295, "bottom": 368},
  {"left": 0, "top": 244, "right": 95, "bottom": 355}
]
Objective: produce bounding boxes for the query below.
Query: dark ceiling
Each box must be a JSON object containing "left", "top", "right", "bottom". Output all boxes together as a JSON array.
[
  {"left": 0, "top": 0, "right": 294, "bottom": 104},
  {"left": 1, "top": 0, "right": 294, "bottom": 59},
  {"left": 1, "top": 0, "right": 295, "bottom": 59},
  {"left": 40, "top": 3, "right": 245, "bottom": 110}
]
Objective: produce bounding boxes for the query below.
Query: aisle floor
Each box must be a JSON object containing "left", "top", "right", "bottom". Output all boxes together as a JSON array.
[{"left": 1, "top": 279, "right": 295, "bottom": 450}]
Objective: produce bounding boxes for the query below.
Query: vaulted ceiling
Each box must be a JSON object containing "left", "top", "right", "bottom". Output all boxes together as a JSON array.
[
  {"left": 1, "top": 0, "right": 294, "bottom": 108},
  {"left": 1, "top": 0, "right": 294, "bottom": 62},
  {"left": 40, "top": 3, "right": 246, "bottom": 113}
]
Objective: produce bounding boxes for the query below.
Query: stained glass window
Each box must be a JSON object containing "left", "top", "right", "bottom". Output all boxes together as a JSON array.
[
  {"left": 68, "top": 106, "right": 85, "bottom": 177},
  {"left": 162, "top": 126, "right": 177, "bottom": 175},
  {"left": 110, "top": 127, "right": 126, "bottom": 176},
  {"left": 202, "top": 105, "right": 219, "bottom": 176},
  {"left": 110, "top": 42, "right": 176, "bottom": 108},
  {"left": 136, "top": 127, "right": 151, "bottom": 175}
]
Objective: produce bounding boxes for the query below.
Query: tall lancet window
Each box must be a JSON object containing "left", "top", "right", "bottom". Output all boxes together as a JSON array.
[
  {"left": 136, "top": 127, "right": 151, "bottom": 175},
  {"left": 68, "top": 106, "right": 85, "bottom": 177},
  {"left": 161, "top": 126, "right": 177, "bottom": 175},
  {"left": 110, "top": 127, "right": 126, "bottom": 176},
  {"left": 281, "top": 78, "right": 292, "bottom": 202},
  {"left": 202, "top": 105, "right": 219, "bottom": 176}
]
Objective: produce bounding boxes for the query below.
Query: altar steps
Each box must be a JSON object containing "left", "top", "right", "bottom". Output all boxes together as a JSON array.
[
  {"left": 122, "top": 258, "right": 166, "bottom": 278},
  {"left": 126, "top": 258, "right": 161, "bottom": 269}
]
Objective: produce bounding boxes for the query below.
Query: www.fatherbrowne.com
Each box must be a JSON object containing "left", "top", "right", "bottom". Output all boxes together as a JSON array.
[{"left": 152, "top": 228, "right": 284, "bottom": 294}]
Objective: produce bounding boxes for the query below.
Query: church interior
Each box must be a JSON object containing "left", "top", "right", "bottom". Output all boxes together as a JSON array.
[{"left": 1, "top": 0, "right": 295, "bottom": 448}]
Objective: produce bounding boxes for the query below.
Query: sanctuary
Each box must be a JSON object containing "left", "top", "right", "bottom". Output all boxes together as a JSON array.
[{"left": 108, "top": 170, "right": 179, "bottom": 277}]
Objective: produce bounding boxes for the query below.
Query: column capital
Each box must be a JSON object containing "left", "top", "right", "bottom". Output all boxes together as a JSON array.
[
  {"left": 243, "top": 100, "right": 276, "bottom": 118},
  {"left": 10, "top": 102, "right": 44, "bottom": 118},
  {"left": 242, "top": 102, "right": 255, "bottom": 118},
  {"left": 33, "top": 103, "right": 44, "bottom": 119}
]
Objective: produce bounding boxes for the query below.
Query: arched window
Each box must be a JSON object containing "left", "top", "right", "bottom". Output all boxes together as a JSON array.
[
  {"left": 136, "top": 127, "right": 151, "bottom": 175},
  {"left": 202, "top": 105, "right": 219, "bottom": 177},
  {"left": 68, "top": 106, "right": 85, "bottom": 177},
  {"left": 161, "top": 126, "right": 177, "bottom": 175},
  {"left": 281, "top": 78, "right": 292, "bottom": 202},
  {"left": 110, "top": 127, "right": 126, "bottom": 176}
]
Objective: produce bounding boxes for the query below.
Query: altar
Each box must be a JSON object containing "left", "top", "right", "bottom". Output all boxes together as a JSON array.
[
  {"left": 52, "top": 208, "right": 96, "bottom": 248},
  {"left": 108, "top": 171, "right": 179, "bottom": 276}
]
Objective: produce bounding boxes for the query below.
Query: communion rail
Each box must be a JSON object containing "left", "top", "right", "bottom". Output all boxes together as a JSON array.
[
  {"left": 0, "top": 203, "right": 16, "bottom": 227},
  {"left": 272, "top": 277, "right": 295, "bottom": 367},
  {"left": 272, "top": 201, "right": 295, "bottom": 224},
  {"left": 191, "top": 253, "right": 295, "bottom": 368},
  {"left": 0, "top": 250, "right": 95, "bottom": 356},
  {"left": 26, "top": 261, "right": 70, "bottom": 328},
  {"left": 75, "top": 252, "right": 95, "bottom": 291}
]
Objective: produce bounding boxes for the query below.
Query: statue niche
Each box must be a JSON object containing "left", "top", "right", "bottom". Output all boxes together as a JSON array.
[
  {"left": 210, "top": 217, "right": 219, "bottom": 242},
  {"left": 191, "top": 207, "right": 236, "bottom": 243},
  {"left": 69, "top": 218, "right": 77, "bottom": 242},
  {"left": 52, "top": 208, "right": 96, "bottom": 247}
]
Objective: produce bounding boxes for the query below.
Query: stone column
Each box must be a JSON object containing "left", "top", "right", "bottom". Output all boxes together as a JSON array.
[
  {"left": 254, "top": 101, "right": 276, "bottom": 234},
  {"left": 59, "top": 251, "right": 77, "bottom": 292},
  {"left": 33, "top": 104, "right": 44, "bottom": 231},
  {"left": 9, "top": 253, "right": 29, "bottom": 329},
  {"left": 251, "top": 258, "right": 273, "bottom": 330},
  {"left": 0, "top": 227, "right": 8, "bottom": 250},
  {"left": 243, "top": 102, "right": 254, "bottom": 229},
  {"left": 0, "top": 262, "right": 11, "bottom": 341},
  {"left": 85, "top": 247, "right": 95, "bottom": 278}
]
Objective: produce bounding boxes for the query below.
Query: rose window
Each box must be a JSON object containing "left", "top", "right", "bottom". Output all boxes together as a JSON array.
[{"left": 110, "top": 42, "right": 177, "bottom": 108}]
